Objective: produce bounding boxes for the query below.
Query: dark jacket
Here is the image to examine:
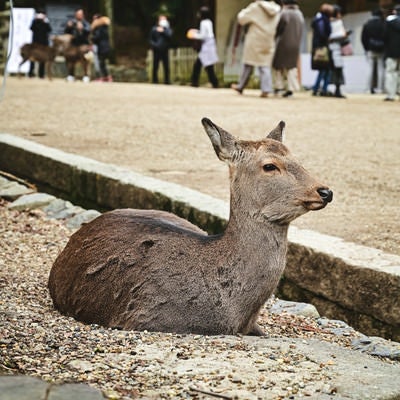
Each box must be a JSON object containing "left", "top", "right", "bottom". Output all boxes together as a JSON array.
[
  {"left": 383, "top": 13, "right": 400, "bottom": 58},
  {"left": 91, "top": 16, "right": 111, "bottom": 55},
  {"left": 149, "top": 25, "right": 172, "bottom": 53},
  {"left": 30, "top": 16, "right": 51, "bottom": 45},
  {"left": 65, "top": 19, "right": 90, "bottom": 46},
  {"left": 311, "top": 12, "right": 331, "bottom": 49},
  {"left": 361, "top": 13, "right": 385, "bottom": 52}
]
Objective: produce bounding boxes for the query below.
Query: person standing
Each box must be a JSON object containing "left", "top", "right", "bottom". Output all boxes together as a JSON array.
[
  {"left": 29, "top": 10, "right": 52, "bottom": 78},
  {"left": 328, "top": 5, "right": 350, "bottom": 98},
  {"left": 361, "top": 9, "right": 385, "bottom": 94},
  {"left": 149, "top": 14, "right": 172, "bottom": 84},
  {"left": 231, "top": 0, "right": 282, "bottom": 98},
  {"left": 383, "top": 5, "right": 400, "bottom": 101},
  {"left": 91, "top": 14, "right": 112, "bottom": 82},
  {"left": 188, "top": 6, "right": 219, "bottom": 88},
  {"left": 311, "top": 3, "right": 333, "bottom": 96},
  {"left": 64, "top": 8, "right": 91, "bottom": 82},
  {"left": 272, "top": 0, "right": 304, "bottom": 97}
]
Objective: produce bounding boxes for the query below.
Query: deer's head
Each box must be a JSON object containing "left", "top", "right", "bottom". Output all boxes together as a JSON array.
[{"left": 202, "top": 118, "right": 333, "bottom": 225}]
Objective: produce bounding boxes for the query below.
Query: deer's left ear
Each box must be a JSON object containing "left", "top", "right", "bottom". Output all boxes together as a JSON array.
[
  {"left": 202, "top": 117, "right": 240, "bottom": 162},
  {"left": 267, "top": 121, "right": 285, "bottom": 142}
]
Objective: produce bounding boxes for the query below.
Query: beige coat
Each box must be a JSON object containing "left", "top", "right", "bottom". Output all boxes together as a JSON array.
[{"left": 238, "top": 1, "right": 281, "bottom": 67}]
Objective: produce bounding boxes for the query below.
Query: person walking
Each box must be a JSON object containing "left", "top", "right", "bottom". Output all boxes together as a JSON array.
[
  {"left": 272, "top": 0, "right": 304, "bottom": 97},
  {"left": 311, "top": 3, "right": 333, "bottom": 96},
  {"left": 188, "top": 6, "right": 219, "bottom": 88},
  {"left": 231, "top": 0, "right": 281, "bottom": 97},
  {"left": 149, "top": 14, "right": 172, "bottom": 84},
  {"left": 328, "top": 5, "right": 351, "bottom": 98},
  {"left": 29, "top": 10, "right": 52, "bottom": 78},
  {"left": 361, "top": 9, "right": 385, "bottom": 94},
  {"left": 91, "top": 14, "right": 112, "bottom": 82},
  {"left": 383, "top": 5, "right": 400, "bottom": 101}
]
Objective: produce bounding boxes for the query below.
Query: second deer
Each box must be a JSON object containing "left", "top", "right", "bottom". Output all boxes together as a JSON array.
[{"left": 48, "top": 118, "right": 332, "bottom": 336}]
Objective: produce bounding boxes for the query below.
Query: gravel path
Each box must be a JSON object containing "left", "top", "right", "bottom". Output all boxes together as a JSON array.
[{"left": 2, "top": 191, "right": 400, "bottom": 399}]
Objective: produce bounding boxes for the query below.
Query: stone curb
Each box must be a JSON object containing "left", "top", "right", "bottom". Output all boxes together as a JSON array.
[{"left": 1, "top": 133, "right": 400, "bottom": 341}]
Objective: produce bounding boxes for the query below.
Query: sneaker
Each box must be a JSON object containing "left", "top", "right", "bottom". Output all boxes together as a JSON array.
[
  {"left": 66, "top": 75, "right": 75, "bottom": 82},
  {"left": 384, "top": 97, "right": 395, "bottom": 101},
  {"left": 82, "top": 76, "right": 90, "bottom": 83},
  {"left": 282, "top": 90, "right": 293, "bottom": 98},
  {"left": 106, "top": 75, "right": 113, "bottom": 82},
  {"left": 260, "top": 92, "right": 269, "bottom": 98}
]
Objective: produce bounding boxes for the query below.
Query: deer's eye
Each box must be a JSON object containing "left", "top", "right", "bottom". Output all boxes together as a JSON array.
[{"left": 263, "top": 163, "right": 279, "bottom": 172}]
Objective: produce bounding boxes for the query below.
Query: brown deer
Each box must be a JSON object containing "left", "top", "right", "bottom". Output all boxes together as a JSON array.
[
  {"left": 19, "top": 43, "right": 57, "bottom": 80},
  {"left": 19, "top": 35, "right": 73, "bottom": 80},
  {"left": 48, "top": 118, "right": 332, "bottom": 336}
]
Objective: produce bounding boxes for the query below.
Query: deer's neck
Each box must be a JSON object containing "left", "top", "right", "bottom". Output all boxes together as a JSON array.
[{"left": 215, "top": 208, "right": 289, "bottom": 321}]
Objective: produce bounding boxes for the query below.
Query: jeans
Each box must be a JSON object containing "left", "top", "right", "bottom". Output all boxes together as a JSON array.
[
  {"left": 312, "top": 69, "right": 331, "bottom": 94},
  {"left": 366, "top": 51, "right": 384, "bottom": 93},
  {"left": 384, "top": 57, "right": 400, "bottom": 99}
]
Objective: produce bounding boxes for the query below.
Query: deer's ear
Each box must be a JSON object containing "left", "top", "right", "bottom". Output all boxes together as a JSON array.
[
  {"left": 267, "top": 121, "right": 285, "bottom": 142},
  {"left": 201, "top": 118, "right": 238, "bottom": 162}
]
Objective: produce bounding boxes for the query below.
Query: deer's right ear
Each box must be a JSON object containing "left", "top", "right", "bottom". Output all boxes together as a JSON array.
[
  {"left": 201, "top": 118, "right": 238, "bottom": 162},
  {"left": 267, "top": 121, "right": 285, "bottom": 142}
]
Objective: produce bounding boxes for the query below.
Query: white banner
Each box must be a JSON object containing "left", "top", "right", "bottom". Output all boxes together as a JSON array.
[{"left": 7, "top": 8, "right": 35, "bottom": 74}]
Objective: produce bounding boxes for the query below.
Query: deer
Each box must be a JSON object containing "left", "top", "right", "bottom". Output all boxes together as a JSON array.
[
  {"left": 19, "top": 35, "right": 73, "bottom": 80},
  {"left": 48, "top": 118, "right": 333, "bottom": 336}
]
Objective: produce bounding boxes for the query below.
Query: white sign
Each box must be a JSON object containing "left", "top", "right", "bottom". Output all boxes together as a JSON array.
[{"left": 7, "top": 8, "right": 35, "bottom": 74}]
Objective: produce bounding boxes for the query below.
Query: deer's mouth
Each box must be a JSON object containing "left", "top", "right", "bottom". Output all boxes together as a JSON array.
[{"left": 304, "top": 201, "right": 328, "bottom": 211}]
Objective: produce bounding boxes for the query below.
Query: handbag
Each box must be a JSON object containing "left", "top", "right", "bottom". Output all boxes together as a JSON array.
[
  {"left": 341, "top": 42, "right": 353, "bottom": 56},
  {"left": 313, "top": 46, "right": 330, "bottom": 63}
]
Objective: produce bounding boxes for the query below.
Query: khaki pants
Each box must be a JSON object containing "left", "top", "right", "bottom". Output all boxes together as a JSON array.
[
  {"left": 274, "top": 68, "right": 300, "bottom": 92},
  {"left": 384, "top": 57, "right": 400, "bottom": 99}
]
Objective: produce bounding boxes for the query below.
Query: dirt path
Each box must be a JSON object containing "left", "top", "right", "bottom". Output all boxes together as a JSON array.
[{"left": 0, "top": 77, "right": 399, "bottom": 255}]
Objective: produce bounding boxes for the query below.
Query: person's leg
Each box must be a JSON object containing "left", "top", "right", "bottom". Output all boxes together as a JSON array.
[
  {"left": 321, "top": 69, "right": 331, "bottom": 94},
  {"left": 259, "top": 66, "right": 273, "bottom": 95},
  {"left": 162, "top": 51, "right": 170, "bottom": 84},
  {"left": 312, "top": 71, "right": 323, "bottom": 94},
  {"left": 287, "top": 67, "right": 300, "bottom": 92},
  {"left": 235, "top": 64, "right": 253, "bottom": 91},
  {"left": 377, "top": 54, "right": 385, "bottom": 93},
  {"left": 152, "top": 51, "right": 160, "bottom": 83},
  {"left": 29, "top": 61, "right": 35, "bottom": 77},
  {"left": 205, "top": 65, "right": 218, "bottom": 88},
  {"left": 99, "top": 54, "right": 108, "bottom": 78},
  {"left": 384, "top": 57, "right": 396, "bottom": 100},
  {"left": 274, "top": 69, "right": 284, "bottom": 93},
  {"left": 38, "top": 62, "right": 45, "bottom": 78},
  {"left": 191, "top": 57, "right": 202, "bottom": 87}
]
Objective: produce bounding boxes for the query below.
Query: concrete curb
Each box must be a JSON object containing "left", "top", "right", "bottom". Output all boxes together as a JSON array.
[{"left": 1, "top": 133, "right": 399, "bottom": 340}]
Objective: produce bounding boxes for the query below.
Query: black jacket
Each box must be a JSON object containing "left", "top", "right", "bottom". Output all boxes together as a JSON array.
[
  {"left": 149, "top": 26, "right": 172, "bottom": 53},
  {"left": 361, "top": 14, "right": 385, "bottom": 52},
  {"left": 91, "top": 16, "right": 111, "bottom": 55},
  {"left": 30, "top": 17, "right": 51, "bottom": 45},
  {"left": 384, "top": 14, "right": 400, "bottom": 58}
]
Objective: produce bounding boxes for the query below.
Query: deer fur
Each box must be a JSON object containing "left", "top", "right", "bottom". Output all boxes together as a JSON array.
[{"left": 48, "top": 118, "right": 332, "bottom": 336}]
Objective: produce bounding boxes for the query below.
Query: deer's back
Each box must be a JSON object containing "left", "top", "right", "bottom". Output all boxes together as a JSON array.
[{"left": 48, "top": 209, "right": 222, "bottom": 332}]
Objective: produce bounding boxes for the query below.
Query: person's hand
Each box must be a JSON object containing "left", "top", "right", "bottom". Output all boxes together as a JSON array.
[{"left": 157, "top": 26, "right": 164, "bottom": 32}]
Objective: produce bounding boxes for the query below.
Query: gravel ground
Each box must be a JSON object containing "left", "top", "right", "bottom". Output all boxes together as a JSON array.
[
  {"left": 0, "top": 199, "right": 378, "bottom": 399},
  {"left": 0, "top": 78, "right": 399, "bottom": 255}
]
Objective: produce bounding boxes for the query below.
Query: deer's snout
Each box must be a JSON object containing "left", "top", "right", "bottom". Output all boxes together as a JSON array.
[{"left": 317, "top": 188, "right": 333, "bottom": 203}]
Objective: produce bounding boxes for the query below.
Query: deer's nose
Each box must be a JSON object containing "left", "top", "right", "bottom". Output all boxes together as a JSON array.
[{"left": 317, "top": 188, "right": 333, "bottom": 203}]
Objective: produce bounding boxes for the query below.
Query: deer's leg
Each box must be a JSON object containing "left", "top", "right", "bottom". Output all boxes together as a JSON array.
[{"left": 248, "top": 323, "right": 266, "bottom": 336}]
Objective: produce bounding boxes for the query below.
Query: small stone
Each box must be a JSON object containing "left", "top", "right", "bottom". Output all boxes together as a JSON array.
[{"left": 8, "top": 192, "right": 56, "bottom": 211}]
